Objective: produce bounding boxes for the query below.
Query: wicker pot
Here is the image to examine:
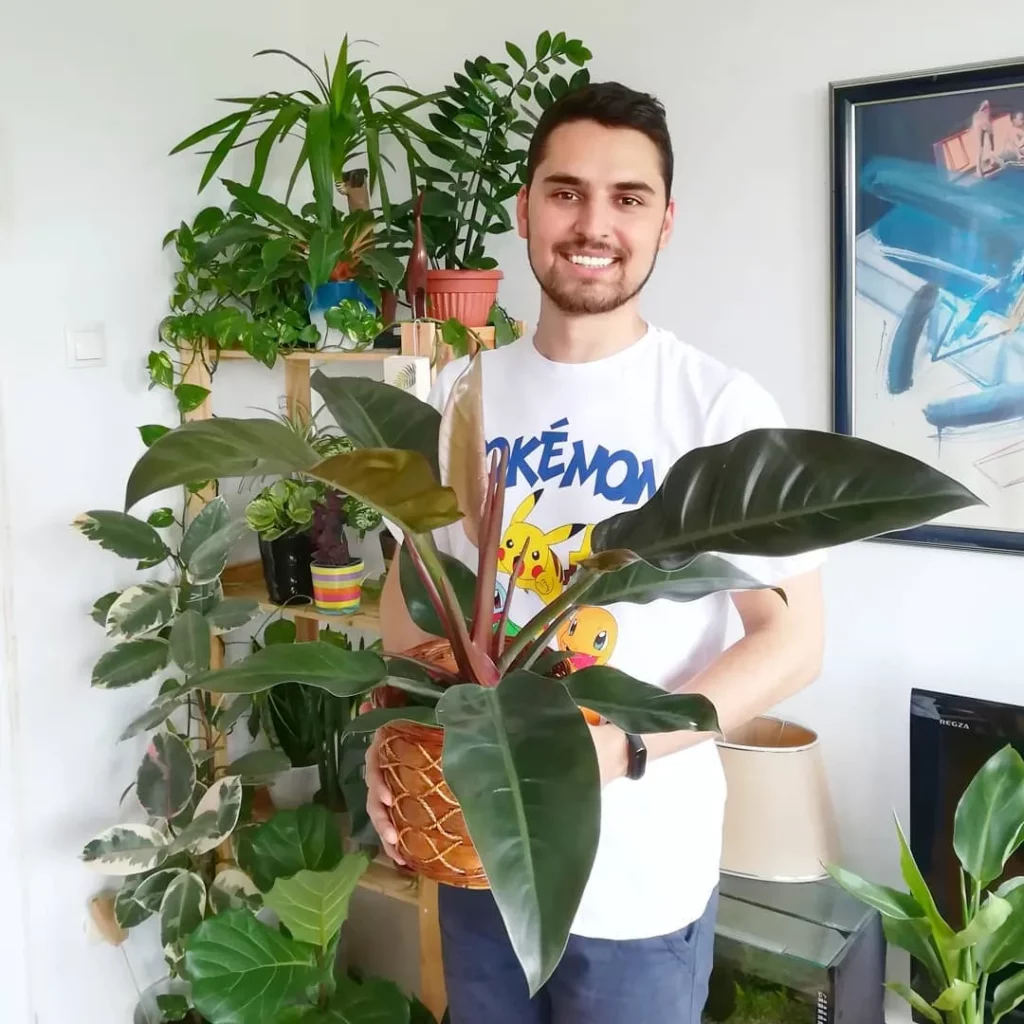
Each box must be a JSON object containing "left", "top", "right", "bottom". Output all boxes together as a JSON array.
[{"left": 372, "top": 639, "right": 489, "bottom": 889}]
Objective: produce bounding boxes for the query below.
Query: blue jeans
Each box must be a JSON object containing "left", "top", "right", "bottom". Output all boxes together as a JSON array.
[{"left": 438, "top": 884, "right": 720, "bottom": 1024}]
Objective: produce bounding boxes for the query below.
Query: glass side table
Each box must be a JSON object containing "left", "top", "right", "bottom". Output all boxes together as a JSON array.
[{"left": 704, "top": 873, "right": 885, "bottom": 1024}]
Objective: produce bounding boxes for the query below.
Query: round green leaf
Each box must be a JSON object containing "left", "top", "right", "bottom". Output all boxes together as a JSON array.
[{"left": 185, "top": 909, "right": 319, "bottom": 1024}]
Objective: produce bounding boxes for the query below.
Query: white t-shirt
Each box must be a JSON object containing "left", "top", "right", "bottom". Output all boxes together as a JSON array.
[{"left": 408, "top": 323, "right": 824, "bottom": 940}]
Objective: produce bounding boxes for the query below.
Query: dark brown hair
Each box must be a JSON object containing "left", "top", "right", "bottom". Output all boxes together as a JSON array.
[{"left": 525, "top": 81, "right": 674, "bottom": 197}]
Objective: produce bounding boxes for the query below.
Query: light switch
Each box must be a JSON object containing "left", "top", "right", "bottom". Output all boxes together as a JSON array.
[{"left": 66, "top": 324, "right": 106, "bottom": 367}]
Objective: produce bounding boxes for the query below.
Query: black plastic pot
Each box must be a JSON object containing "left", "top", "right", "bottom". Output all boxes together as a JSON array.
[
  {"left": 379, "top": 529, "right": 397, "bottom": 568},
  {"left": 259, "top": 532, "right": 314, "bottom": 606}
]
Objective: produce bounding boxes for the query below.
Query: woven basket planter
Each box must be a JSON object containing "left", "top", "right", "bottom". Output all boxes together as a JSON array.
[{"left": 372, "top": 639, "right": 488, "bottom": 889}]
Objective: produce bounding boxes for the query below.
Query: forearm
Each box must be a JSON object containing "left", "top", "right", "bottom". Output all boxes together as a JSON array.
[{"left": 644, "top": 619, "right": 822, "bottom": 761}]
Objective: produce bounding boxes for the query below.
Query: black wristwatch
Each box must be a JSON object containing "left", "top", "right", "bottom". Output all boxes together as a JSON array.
[{"left": 625, "top": 732, "right": 647, "bottom": 780}]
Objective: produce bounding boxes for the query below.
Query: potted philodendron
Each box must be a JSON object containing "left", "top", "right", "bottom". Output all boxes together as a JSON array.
[
  {"left": 118, "top": 356, "right": 982, "bottom": 997},
  {"left": 389, "top": 31, "right": 594, "bottom": 327},
  {"left": 826, "top": 744, "right": 1024, "bottom": 1024}
]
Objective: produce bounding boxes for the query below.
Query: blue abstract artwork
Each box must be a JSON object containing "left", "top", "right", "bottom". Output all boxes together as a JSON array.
[{"left": 834, "top": 63, "right": 1024, "bottom": 551}]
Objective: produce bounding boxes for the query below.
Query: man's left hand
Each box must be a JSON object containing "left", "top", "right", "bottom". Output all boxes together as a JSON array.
[{"left": 588, "top": 722, "right": 630, "bottom": 786}]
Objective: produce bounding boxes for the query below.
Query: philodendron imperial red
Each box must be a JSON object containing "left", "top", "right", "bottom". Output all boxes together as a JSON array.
[{"left": 121, "top": 353, "right": 982, "bottom": 997}]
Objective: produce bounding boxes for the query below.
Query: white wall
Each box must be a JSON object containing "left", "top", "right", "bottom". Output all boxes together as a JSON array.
[{"left": 3, "top": 1, "right": 1024, "bottom": 1021}]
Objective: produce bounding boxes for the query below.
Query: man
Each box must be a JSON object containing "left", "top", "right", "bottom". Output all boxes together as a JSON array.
[{"left": 365, "top": 81, "right": 825, "bottom": 1023}]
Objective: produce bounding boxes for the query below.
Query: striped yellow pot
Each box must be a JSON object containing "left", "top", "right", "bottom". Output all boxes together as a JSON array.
[{"left": 311, "top": 559, "right": 365, "bottom": 615}]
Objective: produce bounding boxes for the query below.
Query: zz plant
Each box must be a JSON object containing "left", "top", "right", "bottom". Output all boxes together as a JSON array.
[
  {"left": 828, "top": 744, "right": 1024, "bottom": 1024},
  {"left": 115, "top": 354, "right": 982, "bottom": 996}
]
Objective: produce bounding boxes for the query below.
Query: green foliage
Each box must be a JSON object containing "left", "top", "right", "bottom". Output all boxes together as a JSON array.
[
  {"left": 388, "top": 31, "right": 593, "bottom": 270},
  {"left": 827, "top": 745, "right": 1024, "bottom": 1024},
  {"left": 246, "top": 478, "right": 320, "bottom": 541}
]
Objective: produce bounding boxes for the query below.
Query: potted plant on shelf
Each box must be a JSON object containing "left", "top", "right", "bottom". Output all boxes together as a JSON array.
[
  {"left": 826, "top": 744, "right": 1024, "bottom": 1024},
  {"left": 170, "top": 36, "right": 435, "bottom": 334},
  {"left": 310, "top": 489, "right": 366, "bottom": 616},
  {"left": 389, "top": 31, "right": 594, "bottom": 326},
  {"left": 245, "top": 477, "right": 319, "bottom": 605},
  {"left": 118, "top": 357, "right": 983, "bottom": 997}
]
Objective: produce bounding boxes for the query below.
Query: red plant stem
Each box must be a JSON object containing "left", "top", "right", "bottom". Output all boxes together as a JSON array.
[
  {"left": 495, "top": 540, "right": 527, "bottom": 661},
  {"left": 386, "top": 654, "right": 461, "bottom": 688},
  {"left": 401, "top": 536, "right": 458, "bottom": 647},
  {"left": 417, "top": 534, "right": 500, "bottom": 686},
  {"left": 471, "top": 446, "right": 508, "bottom": 650}
]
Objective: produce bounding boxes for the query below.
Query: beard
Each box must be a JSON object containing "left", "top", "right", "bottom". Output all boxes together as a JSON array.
[{"left": 527, "top": 237, "right": 659, "bottom": 315}]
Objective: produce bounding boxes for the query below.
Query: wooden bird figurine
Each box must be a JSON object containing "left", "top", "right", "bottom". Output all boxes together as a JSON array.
[{"left": 405, "top": 188, "right": 428, "bottom": 319}]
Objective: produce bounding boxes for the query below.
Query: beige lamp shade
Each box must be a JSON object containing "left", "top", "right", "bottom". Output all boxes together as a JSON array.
[{"left": 716, "top": 715, "right": 841, "bottom": 882}]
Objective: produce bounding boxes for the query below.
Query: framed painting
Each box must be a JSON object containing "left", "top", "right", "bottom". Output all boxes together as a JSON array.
[{"left": 832, "top": 58, "right": 1024, "bottom": 553}]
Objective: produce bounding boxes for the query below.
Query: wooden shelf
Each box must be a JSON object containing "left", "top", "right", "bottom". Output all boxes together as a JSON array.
[
  {"left": 213, "top": 347, "right": 399, "bottom": 363},
  {"left": 357, "top": 854, "right": 420, "bottom": 907},
  {"left": 222, "top": 560, "right": 381, "bottom": 632}
]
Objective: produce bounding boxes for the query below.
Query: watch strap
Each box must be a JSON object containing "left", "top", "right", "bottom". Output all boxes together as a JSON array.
[{"left": 625, "top": 732, "right": 647, "bottom": 780}]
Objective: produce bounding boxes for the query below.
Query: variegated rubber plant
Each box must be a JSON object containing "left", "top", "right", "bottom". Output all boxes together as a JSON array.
[
  {"left": 117, "top": 352, "right": 984, "bottom": 999},
  {"left": 75, "top": 495, "right": 421, "bottom": 1023}
]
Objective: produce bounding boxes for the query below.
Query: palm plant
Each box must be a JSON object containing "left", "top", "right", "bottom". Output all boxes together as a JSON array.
[{"left": 118, "top": 352, "right": 982, "bottom": 996}]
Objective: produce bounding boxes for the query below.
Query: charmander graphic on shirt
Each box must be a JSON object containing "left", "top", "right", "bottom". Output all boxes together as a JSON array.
[{"left": 556, "top": 607, "right": 619, "bottom": 669}]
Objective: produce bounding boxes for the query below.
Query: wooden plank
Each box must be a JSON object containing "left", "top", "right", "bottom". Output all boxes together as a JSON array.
[
  {"left": 211, "top": 348, "right": 396, "bottom": 363},
  {"left": 418, "top": 878, "right": 447, "bottom": 1020},
  {"left": 284, "top": 359, "right": 311, "bottom": 422}
]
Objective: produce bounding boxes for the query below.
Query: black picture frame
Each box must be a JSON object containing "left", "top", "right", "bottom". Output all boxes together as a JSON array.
[{"left": 831, "top": 57, "right": 1024, "bottom": 554}]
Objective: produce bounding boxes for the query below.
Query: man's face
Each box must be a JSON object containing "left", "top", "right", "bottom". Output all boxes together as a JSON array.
[{"left": 517, "top": 119, "right": 674, "bottom": 315}]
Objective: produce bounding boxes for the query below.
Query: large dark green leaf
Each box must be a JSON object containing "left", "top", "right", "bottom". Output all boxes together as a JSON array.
[
  {"left": 308, "top": 227, "right": 348, "bottom": 289},
  {"left": 589, "top": 428, "right": 981, "bottom": 570},
  {"left": 187, "top": 640, "right": 385, "bottom": 697},
  {"left": 435, "top": 672, "right": 601, "bottom": 996},
  {"left": 236, "top": 804, "right": 342, "bottom": 891},
  {"left": 585, "top": 553, "right": 778, "bottom": 606},
  {"left": 398, "top": 542, "right": 475, "bottom": 634},
  {"left": 73, "top": 510, "right": 170, "bottom": 564},
  {"left": 184, "top": 909, "right": 319, "bottom": 1024},
  {"left": 564, "top": 667, "right": 720, "bottom": 734},
  {"left": 954, "top": 744, "right": 1024, "bottom": 887},
  {"left": 137, "top": 732, "right": 196, "bottom": 820},
  {"left": 310, "top": 448, "right": 461, "bottom": 534},
  {"left": 344, "top": 706, "right": 437, "bottom": 733},
  {"left": 310, "top": 371, "right": 441, "bottom": 480},
  {"left": 124, "top": 419, "right": 318, "bottom": 511}
]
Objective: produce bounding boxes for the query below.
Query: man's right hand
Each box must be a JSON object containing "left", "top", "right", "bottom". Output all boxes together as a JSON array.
[{"left": 364, "top": 729, "right": 406, "bottom": 867}]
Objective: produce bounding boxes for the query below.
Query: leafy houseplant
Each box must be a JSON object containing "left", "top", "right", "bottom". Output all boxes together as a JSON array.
[
  {"left": 388, "top": 31, "right": 593, "bottom": 326},
  {"left": 827, "top": 744, "right": 1024, "bottom": 1024},
  {"left": 170, "top": 36, "right": 435, "bottom": 321},
  {"left": 246, "top": 478, "right": 319, "bottom": 606},
  {"left": 118, "top": 356, "right": 983, "bottom": 996},
  {"left": 310, "top": 489, "right": 367, "bottom": 616}
]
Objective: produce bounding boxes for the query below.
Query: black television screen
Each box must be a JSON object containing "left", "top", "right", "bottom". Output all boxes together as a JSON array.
[{"left": 909, "top": 687, "right": 1024, "bottom": 1021}]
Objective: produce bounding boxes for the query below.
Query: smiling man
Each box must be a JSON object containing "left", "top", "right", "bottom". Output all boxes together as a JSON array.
[{"left": 366, "top": 81, "right": 825, "bottom": 1024}]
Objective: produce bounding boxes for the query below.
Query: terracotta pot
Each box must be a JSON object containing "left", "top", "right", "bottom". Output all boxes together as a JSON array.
[
  {"left": 373, "top": 639, "right": 489, "bottom": 888},
  {"left": 425, "top": 268, "right": 503, "bottom": 328}
]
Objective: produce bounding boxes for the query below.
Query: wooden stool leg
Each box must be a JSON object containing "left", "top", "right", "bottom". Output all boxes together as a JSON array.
[{"left": 418, "top": 877, "right": 447, "bottom": 1020}]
